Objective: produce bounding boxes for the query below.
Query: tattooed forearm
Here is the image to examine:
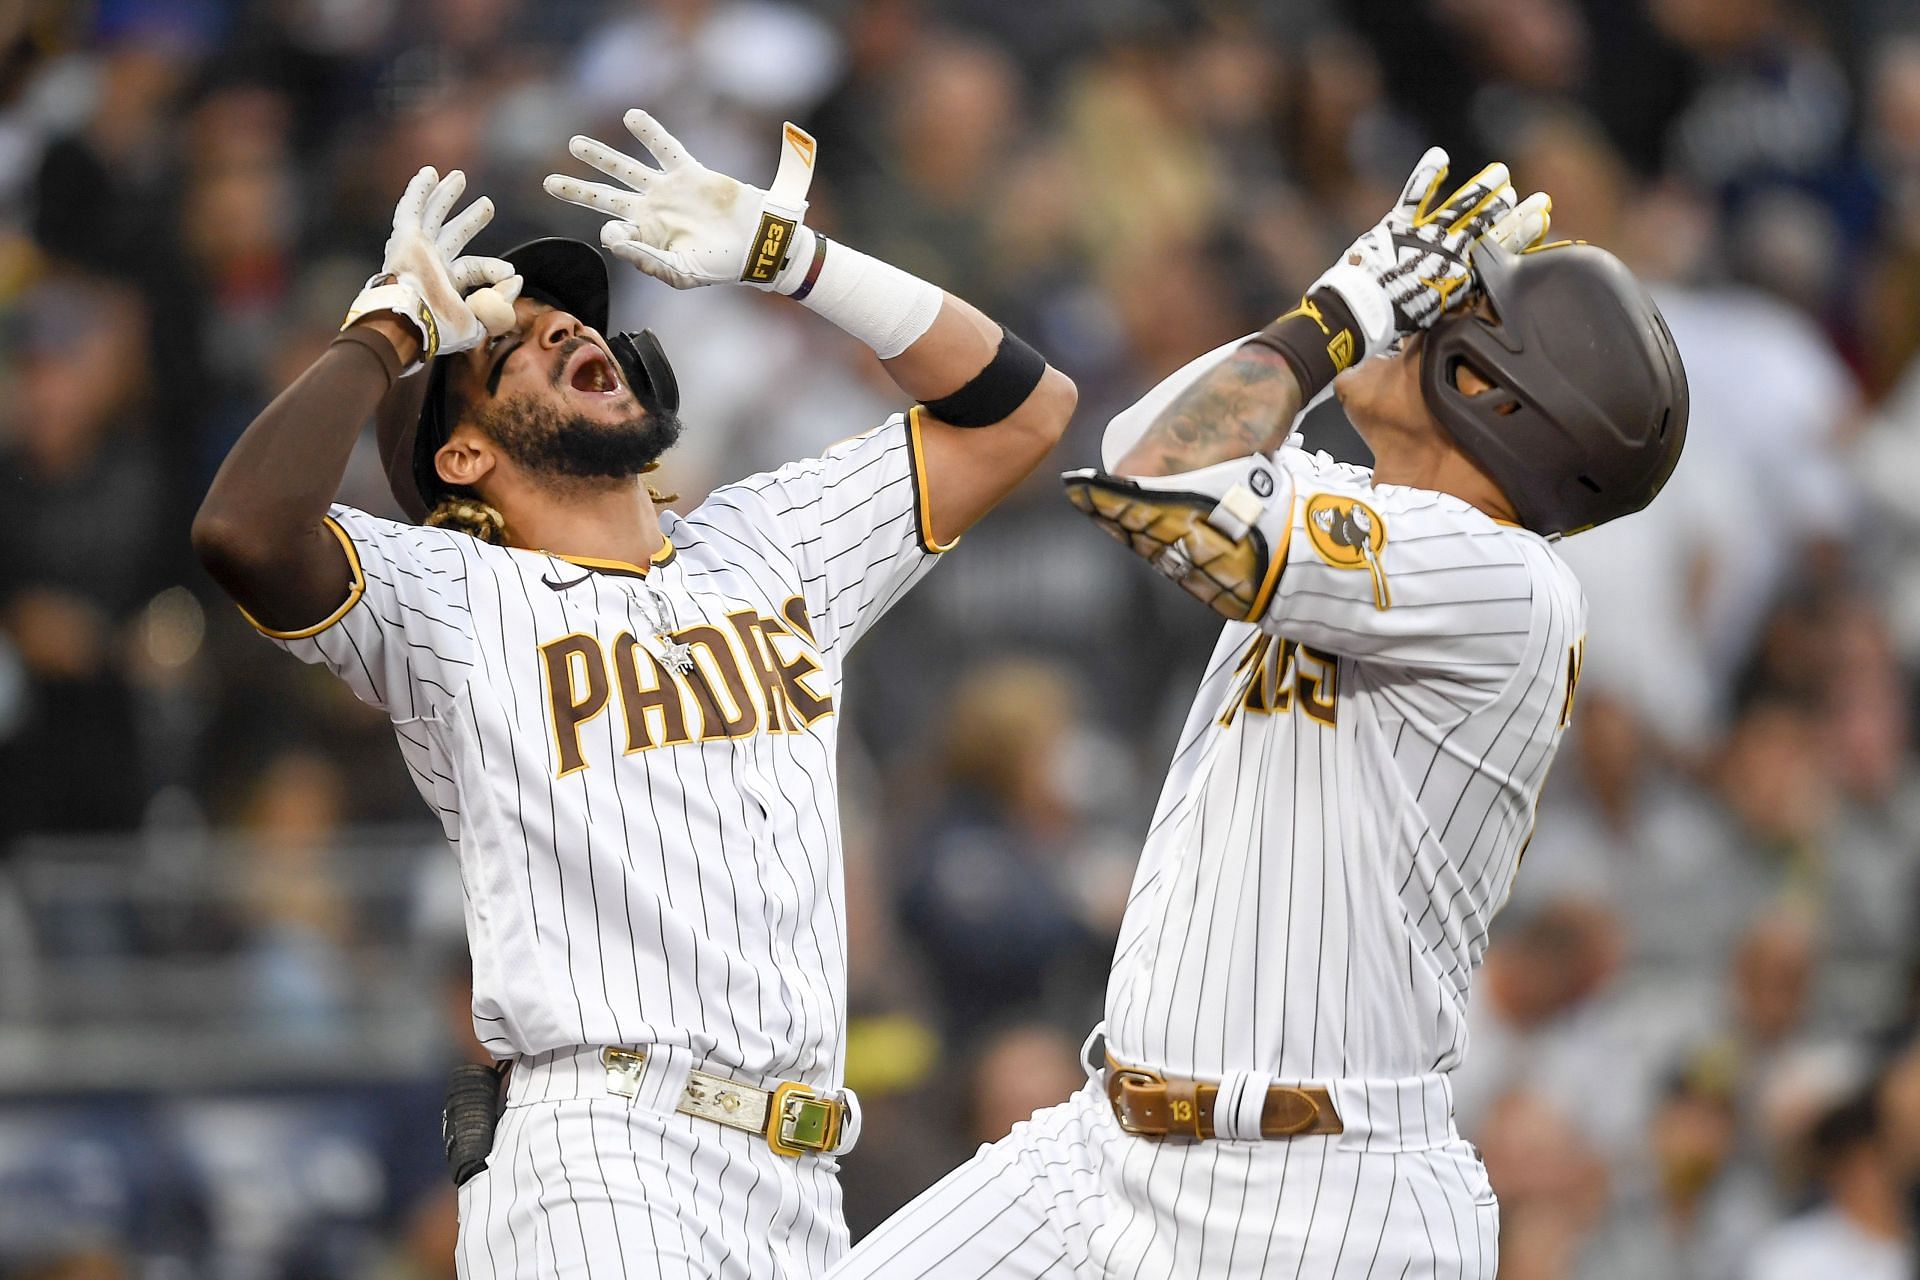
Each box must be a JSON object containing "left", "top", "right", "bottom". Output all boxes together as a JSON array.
[{"left": 1114, "top": 345, "right": 1305, "bottom": 477}]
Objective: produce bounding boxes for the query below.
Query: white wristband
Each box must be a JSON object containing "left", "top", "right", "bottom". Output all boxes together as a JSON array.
[
  {"left": 786, "top": 235, "right": 944, "bottom": 360},
  {"left": 342, "top": 277, "right": 436, "bottom": 374},
  {"left": 1310, "top": 261, "right": 1396, "bottom": 361}
]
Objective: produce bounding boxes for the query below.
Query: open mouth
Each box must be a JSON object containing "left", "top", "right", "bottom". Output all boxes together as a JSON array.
[{"left": 562, "top": 344, "right": 622, "bottom": 397}]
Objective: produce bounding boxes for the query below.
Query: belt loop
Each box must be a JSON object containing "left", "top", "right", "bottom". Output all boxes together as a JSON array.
[
  {"left": 638, "top": 1044, "right": 694, "bottom": 1113},
  {"left": 1079, "top": 1023, "right": 1108, "bottom": 1081},
  {"left": 1216, "top": 1070, "right": 1273, "bottom": 1140},
  {"left": 830, "top": 1087, "right": 863, "bottom": 1155}
]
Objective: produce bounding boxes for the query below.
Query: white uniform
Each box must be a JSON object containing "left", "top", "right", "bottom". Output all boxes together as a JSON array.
[
  {"left": 254, "top": 411, "right": 950, "bottom": 1279},
  {"left": 834, "top": 439, "right": 1586, "bottom": 1278}
]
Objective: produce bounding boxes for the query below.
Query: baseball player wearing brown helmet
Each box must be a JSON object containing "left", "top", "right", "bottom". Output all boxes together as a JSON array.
[{"left": 832, "top": 150, "right": 1686, "bottom": 1279}]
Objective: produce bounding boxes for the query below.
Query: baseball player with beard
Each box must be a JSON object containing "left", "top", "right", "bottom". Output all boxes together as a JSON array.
[
  {"left": 192, "top": 110, "right": 1075, "bottom": 1278},
  {"left": 831, "top": 151, "right": 1688, "bottom": 1278}
]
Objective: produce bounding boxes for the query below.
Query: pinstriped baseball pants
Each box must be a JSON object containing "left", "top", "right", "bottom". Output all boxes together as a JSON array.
[
  {"left": 830, "top": 1078, "right": 1498, "bottom": 1280},
  {"left": 456, "top": 1046, "right": 848, "bottom": 1280}
]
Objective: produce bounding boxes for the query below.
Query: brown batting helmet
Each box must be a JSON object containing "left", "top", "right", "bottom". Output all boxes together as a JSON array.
[
  {"left": 1419, "top": 239, "right": 1688, "bottom": 537},
  {"left": 374, "top": 237, "right": 678, "bottom": 522}
]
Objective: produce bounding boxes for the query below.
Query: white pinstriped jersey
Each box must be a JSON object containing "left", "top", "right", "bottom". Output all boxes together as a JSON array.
[
  {"left": 257, "top": 411, "right": 949, "bottom": 1089},
  {"left": 1105, "top": 445, "right": 1587, "bottom": 1083}
]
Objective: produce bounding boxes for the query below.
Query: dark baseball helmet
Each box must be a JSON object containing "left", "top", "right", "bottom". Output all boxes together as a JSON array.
[
  {"left": 1419, "top": 239, "right": 1688, "bottom": 537},
  {"left": 375, "top": 237, "right": 679, "bottom": 522}
]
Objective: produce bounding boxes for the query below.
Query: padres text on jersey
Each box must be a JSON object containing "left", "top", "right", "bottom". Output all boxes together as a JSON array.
[{"left": 251, "top": 413, "right": 949, "bottom": 1089}]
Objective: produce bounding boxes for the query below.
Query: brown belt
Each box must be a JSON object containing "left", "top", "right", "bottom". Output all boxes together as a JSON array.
[{"left": 1104, "top": 1053, "right": 1343, "bottom": 1140}]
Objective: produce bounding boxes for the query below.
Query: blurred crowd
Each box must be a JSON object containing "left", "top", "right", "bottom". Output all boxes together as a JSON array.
[{"left": 6, "top": 0, "right": 1920, "bottom": 1275}]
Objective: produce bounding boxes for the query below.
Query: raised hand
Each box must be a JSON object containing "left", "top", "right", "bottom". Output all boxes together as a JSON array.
[
  {"left": 343, "top": 167, "right": 522, "bottom": 369},
  {"left": 545, "top": 110, "right": 818, "bottom": 292},
  {"left": 1315, "top": 149, "right": 1547, "bottom": 360}
]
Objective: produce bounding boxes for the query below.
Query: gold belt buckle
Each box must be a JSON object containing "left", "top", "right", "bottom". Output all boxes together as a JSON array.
[
  {"left": 601, "top": 1046, "right": 648, "bottom": 1099},
  {"left": 1107, "top": 1065, "right": 1165, "bottom": 1137},
  {"left": 766, "top": 1081, "right": 841, "bottom": 1157}
]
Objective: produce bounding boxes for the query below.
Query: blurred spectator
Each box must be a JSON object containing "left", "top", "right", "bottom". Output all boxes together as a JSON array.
[
  {"left": 1518, "top": 693, "right": 1758, "bottom": 983},
  {"left": 1726, "top": 906, "right": 1819, "bottom": 1061},
  {"left": 1713, "top": 697, "right": 1832, "bottom": 894},
  {"left": 569, "top": 0, "right": 842, "bottom": 179},
  {"left": 1581, "top": 1047, "right": 1773, "bottom": 1280},
  {"left": 1752, "top": 1041, "right": 1875, "bottom": 1207},
  {"left": 1862, "top": 37, "right": 1920, "bottom": 395},
  {"left": 236, "top": 749, "right": 355, "bottom": 1043},
  {"left": 1060, "top": 35, "right": 1226, "bottom": 285},
  {"left": 1650, "top": 283, "right": 1860, "bottom": 672},
  {"left": 0, "top": 276, "right": 168, "bottom": 834},
  {"left": 1478, "top": 1088, "right": 1611, "bottom": 1280},
  {"left": 1874, "top": 1032, "right": 1920, "bottom": 1202},
  {"left": 1742, "top": 1086, "right": 1915, "bottom": 1280},
  {"left": 839, "top": 733, "right": 969, "bottom": 1237},
  {"left": 1814, "top": 600, "right": 1920, "bottom": 1027},
  {"left": 1854, "top": 328, "right": 1920, "bottom": 667},
  {"left": 1454, "top": 899, "right": 1624, "bottom": 1143},
  {"left": 898, "top": 660, "right": 1114, "bottom": 1041}
]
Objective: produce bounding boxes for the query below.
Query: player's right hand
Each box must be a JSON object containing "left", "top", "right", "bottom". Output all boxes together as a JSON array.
[
  {"left": 342, "top": 167, "right": 523, "bottom": 372},
  {"left": 1312, "top": 149, "right": 1548, "bottom": 361}
]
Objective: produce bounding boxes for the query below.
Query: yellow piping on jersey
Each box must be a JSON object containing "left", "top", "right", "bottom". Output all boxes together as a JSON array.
[
  {"left": 1245, "top": 500, "right": 1294, "bottom": 622},
  {"left": 553, "top": 536, "right": 677, "bottom": 577},
  {"left": 907, "top": 406, "right": 959, "bottom": 554},
  {"left": 238, "top": 515, "right": 365, "bottom": 639}
]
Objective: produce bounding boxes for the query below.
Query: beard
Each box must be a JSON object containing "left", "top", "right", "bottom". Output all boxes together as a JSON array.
[{"left": 470, "top": 352, "right": 683, "bottom": 484}]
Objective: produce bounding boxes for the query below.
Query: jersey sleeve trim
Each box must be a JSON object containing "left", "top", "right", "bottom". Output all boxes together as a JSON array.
[
  {"left": 1249, "top": 500, "right": 1294, "bottom": 620},
  {"left": 236, "top": 515, "right": 366, "bottom": 640},
  {"left": 906, "top": 406, "right": 960, "bottom": 555}
]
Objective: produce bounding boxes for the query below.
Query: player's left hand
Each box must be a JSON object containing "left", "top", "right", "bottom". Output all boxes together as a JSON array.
[
  {"left": 1314, "top": 149, "right": 1548, "bottom": 360},
  {"left": 544, "top": 110, "right": 818, "bottom": 292},
  {"left": 344, "top": 167, "right": 523, "bottom": 370}
]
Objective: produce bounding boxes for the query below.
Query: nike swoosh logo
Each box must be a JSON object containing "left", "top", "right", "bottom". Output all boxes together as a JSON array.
[{"left": 541, "top": 571, "right": 593, "bottom": 591}]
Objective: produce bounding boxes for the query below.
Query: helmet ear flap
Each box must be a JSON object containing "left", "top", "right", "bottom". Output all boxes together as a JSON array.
[{"left": 610, "top": 329, "right": 679, "bottom": 414}]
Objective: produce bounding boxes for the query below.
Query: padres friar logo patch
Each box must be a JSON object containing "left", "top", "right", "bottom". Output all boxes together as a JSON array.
[{"left": 1304, "top": 493, "right": 1391, "bottom": 610}]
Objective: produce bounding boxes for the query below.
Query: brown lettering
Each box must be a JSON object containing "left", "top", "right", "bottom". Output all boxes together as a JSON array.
[
  {"left": 727, "top": 611, "right": 788, "bottom": 733},
  {"left": 540, "top": 633, "right": 610, "bottom": 776},
  {"left": 612, "top": 633, "right": 691, "bottom": 752},
  {"left": 1222, "top": 635, "right": 1337, "bottom": 729},
  {"left": 781, "top": 595, "right": 816, "bottom": 642},
  {"left": 760, "top": 612, "right": 835, "bottom": 727},
  {"left": 678, "top": 625, "right": 757, "bottom": 740},
  {"left": 1297, "top": 644, "right": 1339, "bottom": 726}
]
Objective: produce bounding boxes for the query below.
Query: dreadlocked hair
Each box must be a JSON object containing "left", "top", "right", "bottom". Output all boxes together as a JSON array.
[
  {"left": 643, "top": 461, "right": 677, "bottom": 506},
  {"left": 425, "top": 497, "right": 508, "bottom": 544},
  {"left": 423, "top": 465, "right": 672, "bottom": 541}
]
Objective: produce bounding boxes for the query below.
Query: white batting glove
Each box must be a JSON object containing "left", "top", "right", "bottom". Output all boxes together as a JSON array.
[
  {"left": 544, "top": 110, "right": 819, "bottom": 292},
  {"left": 343, "top": 167, "right": 523, "bottom": 372},
  {"left": 1314, "top": 148, "right": 1524, "bottom": 360}
]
